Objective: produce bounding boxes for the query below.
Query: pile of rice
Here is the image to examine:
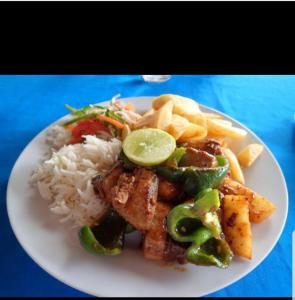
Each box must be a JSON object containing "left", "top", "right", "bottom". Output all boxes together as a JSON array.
[{"left": 31, "top": 125, "right": 122, "bottom": 227}]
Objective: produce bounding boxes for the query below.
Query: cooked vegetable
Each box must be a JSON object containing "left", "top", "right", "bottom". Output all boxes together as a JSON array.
[
  {"left": 237, "top": 144, "right": 264, "bottom": 167},
  {"left": 184, "top": 155, "right": 229, "bottom": 195},
  {"left": 185, "top": 113, "right": 207, "bottom": 127},
  {"left": 156, "top": 155, "right": 228, "bottom": 196},
  {"left": 222, "top": 195, "right": 252, "bottom": 259},
  {"left": 178, "top": 123, "right": 207, "bottom": 142},
  {"left": 167, "top": 188, "right": 233, "bottom": 268},
  {"left": 150, "top": 100, "right": 174, "bottom": 130},
  {"left": 249, "top": 193, "right": 276, "bottom": 223},
  {"left": 122, "top": 128, "right": 176, "bottom": 167},
  {"left": 219, "top": 177, "right": 255, "bottom": 200},
  {"left": 165, "top": 147, "right": 186, "bottom": 168},
  {"left": 208, "top": 119, "right": 247, "bottom": 140},
  {"left": 220, "top": 177, "right": 276, "bottom": 223},
  {"left": 167, "top": 114, "right": 190, "bottom": 140},
  {"left": 222, "top": 147, "right": 245, "bottom": 184},
  {"left": 79, "top": 209, "right": 126, "bottom": 256},
  {"left": 152, "top": 94, "right": 201, "bottom": 116}
]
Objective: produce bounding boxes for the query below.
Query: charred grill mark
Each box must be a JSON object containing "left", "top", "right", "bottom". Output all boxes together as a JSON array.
[{"left": 226, "top": 212, "right": 237, "bottom": 227}]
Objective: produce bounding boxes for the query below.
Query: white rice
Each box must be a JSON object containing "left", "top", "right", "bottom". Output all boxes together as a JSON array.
[{"left": 31, "top": 126, "right": 122, "bottom": 227}]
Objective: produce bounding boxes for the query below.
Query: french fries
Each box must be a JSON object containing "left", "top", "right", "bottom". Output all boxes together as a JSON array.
[
  {"left": 208, "top": 119, "right": 247, "bottom": 140},
  {"left": 152, "top": 94, "right": 201, "bottom": 116},
  {"left": 223, "top": 195, "right": 252, "bottom": 259},
  {"left": 238, "top": 144, "right": 264, "bottom": 167},
  {"left": 222, "top": 147, "right": 245, "bottom": 184},
  {"left": 150, "top": 100, "right": 173, "bottom": 130},
  {"left": 167, "top": 114, "right": 190, "bottom": 140}
]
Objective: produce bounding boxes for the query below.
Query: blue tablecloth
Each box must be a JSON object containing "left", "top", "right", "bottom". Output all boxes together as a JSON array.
[{"left": 0, "top": 75, "right": 293, "bottom": 297}]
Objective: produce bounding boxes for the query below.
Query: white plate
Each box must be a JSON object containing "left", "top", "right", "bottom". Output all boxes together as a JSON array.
[{"left": 7, "top": 97, "right": 288, "bottom": 297}]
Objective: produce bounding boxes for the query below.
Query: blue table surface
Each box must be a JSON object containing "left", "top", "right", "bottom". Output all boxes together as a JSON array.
[{"left": 0, "top": 75, "right": 293, "bottom": 297}]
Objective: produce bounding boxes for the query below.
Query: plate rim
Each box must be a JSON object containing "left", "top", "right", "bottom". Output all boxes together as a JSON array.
[{"left": 6, "top": 96, "right": 289, "bottom": 297}]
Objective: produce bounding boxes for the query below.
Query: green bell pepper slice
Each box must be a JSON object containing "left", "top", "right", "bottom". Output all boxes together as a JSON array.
[
  {"left": 186, "top": 238, "right": 233, "bottom": 268},
  {"left": 79, "top": 208, "right": 126, "bottom": 256},
  {"left": 156, "top": 155, "right": 229, "bottom": 196},
  {"left": 167, "top": 188, "right": 233, "bottom": 268}
]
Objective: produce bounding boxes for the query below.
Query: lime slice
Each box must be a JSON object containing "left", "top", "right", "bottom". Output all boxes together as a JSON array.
[{"left": 122, "top": 128, "right": 176, "bottom": 167}]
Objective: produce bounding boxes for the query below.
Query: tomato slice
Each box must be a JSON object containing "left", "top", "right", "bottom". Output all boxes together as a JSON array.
[{"left": 69, "top": 119, "right": 111, "bottom": 144}]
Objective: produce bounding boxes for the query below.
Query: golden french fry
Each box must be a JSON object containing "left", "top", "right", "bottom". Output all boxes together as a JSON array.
[
  {"left": 238, "top": 144, "right": 264, "bottom": 167},
  {"left": 152, "top": 94, "right": 200, "bottom": 116},
  {"left": 222, "top": 195, "right": 252, "bottom": 260},
  {"left": 213, "top": 119, "right": 233, "bottom": 127},
  {"left": 202, "top": 112, "right": 223, "bottom": 119},
  {"left": 249, "top": 194, "right": 276, "bottom": 223},
  {"left": 222, "top": 147, "right": 245, "bottom": 184},
  {"left": 167, "top": 114, "right": 190, "bottom": 140},
  {"left": 184, "top": 113, "right": 207, "bottom": 128},
  {"left": 150, "top": 100, "right": 173, "bottom": 130},
  {"left": 178, "top": 123, "right": 207, "bottom": 142},
  {"left": 207, "top": 119, "right": 247, "bottom": 140}
]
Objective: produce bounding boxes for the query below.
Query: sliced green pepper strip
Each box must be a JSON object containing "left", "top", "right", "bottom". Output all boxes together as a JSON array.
[
  {"left": 167, "top": 188, "right": 233, "bottom": 268},
  {"left": 164, "top": 147, "right": 186, "bottom": 168},
  {"left": 156, "top": 155, "right": 229, "bottom": 196},
  {"left": 79, "top": 208, "right": 126, "bottom": 256},
  {"left": 167, "top": 189, "right": 220, "bottom": 242},
  {"left": 186, "top": 238, "right": 233, "bottom": 268}
]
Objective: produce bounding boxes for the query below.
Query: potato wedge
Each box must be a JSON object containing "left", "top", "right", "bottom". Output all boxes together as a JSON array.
[
  {"left": 167, "top": 114, "right": 190, "bottom": 140},
  {"left": 222, "top": 147, "right": 245, "bottom": 184},
  {"left": 249, "top": 193, "right": 276, "bottom": 223},
  {"left": 220, "top": 177, "right": 276, "bottom": 223},
  {"left": 238, "top": 144, "right": 264, "bottom": 167},
  {"left": 152, "top": 94, "right": 200, "bottom": 116},
  {"left": 222, "top": 195, "right": 252, "bottom": 260},
  {"left": 220, "top": 177, "right": 255, "bottom": 200},
  {"left": 150, "top": 100, "right": 174, "bottom": 130},
  {"left": 207, "top": 119, "right": 247, "bottom": 140}
]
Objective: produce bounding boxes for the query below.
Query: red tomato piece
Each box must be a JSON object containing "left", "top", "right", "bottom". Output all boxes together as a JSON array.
[{"left": 69, "top": 119, "right": 111, "bottom": 144}]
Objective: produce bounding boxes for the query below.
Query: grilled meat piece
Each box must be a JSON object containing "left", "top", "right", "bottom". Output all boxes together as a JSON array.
[
  {"left": 201, "top": 139, "right": 223, "bottom": 156},
  {"left": 111, "top": 168, "right": 158, "bottom": 231},
  {"left": 179, "top": 147, "right": 216, "bottom": 168},
  {"left": 92, "top": 165, "right": 124, "bottom": 203},
  {"left": 163, "top": 237, "right": 187, "bottom": 264},
  {"left": 143, "top": 202, "right": 171, "bottom": 260},
  {"left": 158, "top": 177, "right": 181, "bottom": 202},
  {"left": 187, "top": 138, "right": 222, "bottom": 156}
]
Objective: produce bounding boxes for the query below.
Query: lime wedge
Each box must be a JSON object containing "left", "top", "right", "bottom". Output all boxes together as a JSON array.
[{"left": 122, "top": 128, "right": 176, "bottom": 167}]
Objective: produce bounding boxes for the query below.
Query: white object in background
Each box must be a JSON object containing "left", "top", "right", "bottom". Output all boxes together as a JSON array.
[{"left": 142, "top": 75, "right": 171, "bottom": 83}]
